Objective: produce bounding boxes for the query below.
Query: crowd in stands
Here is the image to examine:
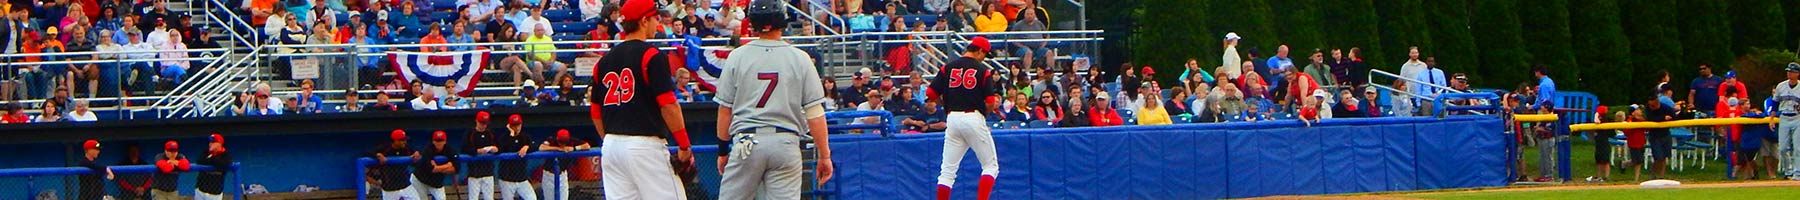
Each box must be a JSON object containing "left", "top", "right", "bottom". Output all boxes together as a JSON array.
[{"left": 0, "top": 0, "right": 218, "bottom": 123}]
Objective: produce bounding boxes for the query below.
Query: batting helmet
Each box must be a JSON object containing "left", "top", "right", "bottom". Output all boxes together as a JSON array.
[{"left": 745, "top": 0, "right": 788, "bottom": 33}]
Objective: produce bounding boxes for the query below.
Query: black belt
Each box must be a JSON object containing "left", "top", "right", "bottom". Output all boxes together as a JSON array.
[
  {"left": 737, "top": 127, "right": 798, "bottom": 134},
  {"left": 607, "top": 132, "right": 663, "bottom": 138}
]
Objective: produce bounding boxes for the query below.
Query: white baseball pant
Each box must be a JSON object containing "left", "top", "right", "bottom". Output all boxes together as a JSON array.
[
  {"left": 718, "top": 132, "right": 804, "bottom": 200},
  {"left": 193, "top": 189, "right": 223, "bottom": 200},
  {"left": 539, "top": 170, "right": 569, "bottom": 200},
  {"left": 601, "top": 135, "right": 688, "bottom": 200},
  {"left": 938, "top": 112, "right": 999, "bottom": 187},
  {"left": 1782, "top": 117, "right": 1800, "bottom": 175},
  {"left": 382, "top": 185, "right": 419, "bottom": 200},
  {"left": 498, "top": 180, "right": 536, "bottom": 200},
  {"left": 467, "top": 176, "right": 495, "bottom": 200},
  {"left": 412, "top": 176, "right": 447, "bottom": 200}
]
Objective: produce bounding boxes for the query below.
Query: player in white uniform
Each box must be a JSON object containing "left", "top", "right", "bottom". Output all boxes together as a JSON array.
[
  {"left": 1776, "top": 63, "right": 1800, "bottom": 179},
  {"left": 929, "top": 36, "right": 1001, "bottom": 200},
  {"left": 714, "top": 0, "right": 835, "bottom": 199}
]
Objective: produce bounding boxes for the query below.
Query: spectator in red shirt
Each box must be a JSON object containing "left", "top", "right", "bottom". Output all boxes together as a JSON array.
[
  {"left": 1623, "top": 105, "right": 1648, "bottom": 181},
  {"left": 577, "top": 25, "right": 610, "bottom": 58},
  {"left": 1, "top": 105, "right": 29, "bottom": 124},
  {"left": 418, "top": 23, "right": 447, "bottom": 52},
  {"left": 1088, "top": 92, "right": 1123, "bottom": 126},
  {"left": 1030, "top": 91, "right": 1062, "bottom": 122}
]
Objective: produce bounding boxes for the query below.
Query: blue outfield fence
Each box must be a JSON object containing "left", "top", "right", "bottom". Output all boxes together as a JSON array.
[
  {"left": 0, "top": 163, "right": 244, "bottom": 200},
  {"left": 824, "top": 116, "right": 1510, "bottom": 199}
]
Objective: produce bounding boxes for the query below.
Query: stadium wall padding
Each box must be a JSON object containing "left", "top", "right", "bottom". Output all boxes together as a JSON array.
[{"left": 828, "top": 116, "right": 1507, "bottom": 199}]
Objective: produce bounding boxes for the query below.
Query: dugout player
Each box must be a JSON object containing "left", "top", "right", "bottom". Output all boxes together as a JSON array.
[
  {"left": 78, "top": 139, "right": 113, "bottom": 200},
  {"left": 464, "top": 111, "right": 500, "bottom": 200},
  {"left": 537, "top": 129, "right": 591, "bottom": 200},
  {"left": 414, "top": 131, "right": 458, "bottom": 200},
  {"left": 196, "top": 134, "right": 232, "bottom": 200},
  {"left": 152, "top": 140, "right": 189, "bottom": 200},
  {"left": 929, "top": 36, "right": 1002, "bottom": 200},
  {"left": 370, "top": 129, "right": 421, "bottom": 200},
  {"left": 588, "top": 0, "right": 695, "bottom": 199},
  {"left": 498, "top": 115, "right": 538, "bottom": 200},
  {"left": 713, "top": 0, "right": 835, "bottom": 199}
]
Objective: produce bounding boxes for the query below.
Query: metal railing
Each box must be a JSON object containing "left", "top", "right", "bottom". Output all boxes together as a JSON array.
[
  {"left": 205, "top": 0, "right": 260, "bottom": 48},
  {"left": 1367, "top": 68, "right": 1466, "bottom": 101}
]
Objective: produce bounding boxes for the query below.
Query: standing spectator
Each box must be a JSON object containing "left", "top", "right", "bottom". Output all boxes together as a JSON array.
[
  {"left": 495, "top": 115, "right": 536, "bottom": 200},
  {"left": 1136, "top": 92, "right": 1171, "bottom": 125},
  {"left": 1398, "top": 46, "right": 1426, "bottom": 90},
  {"left": 413, "top": 131, "right": 457, "bottom": 200},
  {"left": 1690, "top": 64, "right": 1722, "bottom": 115},
  {"left": 1621, "top": 105, "right": 1647, "bottom": 181},
  {"left": 1531, "top": 103, "right": 1560, "bottom": 182},
  {"left": 195, "top": 134, "right": 231, "bottom": 200},
  {"left": 1285, "top": 63, "right": 1320, "bottom": 110},
  {"left": 116, "top": 144, "right": 151, "bottom": 200},
  {"left": 1265, "top": 45, "right": 1293, "bottom": 100},
  {"left": 151, "top": 140, "right": 189, "bottom": 200},
  {"left": 462, "top": 111, "right": 498, "bottom": 200},
  {"left": 1718, "top": 71, "right": 1749, "bottom": 108},
  {"left": 77, "top": 139, "right": 113, "bottom": 200},
  {"left": 1304, "top": 49, "right": 1335, "bottom": 91},
  {"left": 1343, "top": 48, "right": 1369, "bottom": 92},
  {"left": 1088, "top": 92, "right": 1122, "bottom": 126},
  {"left": 1647, "top": 90, "right": 1676, "bottom": 180},
  {"left": 1535, "top": 66, "right": 1557, "bottom": 109},
  {"left": 1413, "top": 56, "right": 1446, "bottom": 116},
  {"left": 369, "top": 130, "right": 421, "bottom": 200}
]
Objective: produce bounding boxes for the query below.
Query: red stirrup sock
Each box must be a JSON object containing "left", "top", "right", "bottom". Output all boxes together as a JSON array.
[
  {"left": 937, "top": 184, "right": 952, "bottom": 200},
  {"left": 977, "top": 175, "right": 996, "bottom": 200}
]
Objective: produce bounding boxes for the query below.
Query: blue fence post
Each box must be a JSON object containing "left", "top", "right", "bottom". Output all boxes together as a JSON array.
[{"left": 355, "top": 159, "right": 368, "bottom": 200}]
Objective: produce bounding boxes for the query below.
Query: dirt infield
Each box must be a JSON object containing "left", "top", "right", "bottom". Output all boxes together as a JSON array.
[{"left": 1241, "top": 181, "right": 1800, "bottom": 200}]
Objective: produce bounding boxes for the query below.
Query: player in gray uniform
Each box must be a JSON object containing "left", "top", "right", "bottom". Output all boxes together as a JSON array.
[
  {"left": 713, "top": 0, "right": 836, "bottom": 199},
  {"left": 1776, "top": 62, "right": 1800, "bottom": 180}
]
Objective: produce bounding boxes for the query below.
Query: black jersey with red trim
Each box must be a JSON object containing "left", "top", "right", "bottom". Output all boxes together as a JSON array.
[
  {"left": 930, "top": 57, "right": 996, "bottom": 112},
  {"left": 590, "top": 40, "right": 677, "bottom": 137}
]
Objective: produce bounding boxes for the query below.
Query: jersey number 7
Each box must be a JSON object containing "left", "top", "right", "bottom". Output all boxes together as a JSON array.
[
  {"left": 600, "top": 68, "right": 637, "bottom": 106},
  {"left": 755, "top": 72, "right": 780, "bottom": 108},
  {"left": 946, "top": 68, "right": 980, "bottom": 89}
]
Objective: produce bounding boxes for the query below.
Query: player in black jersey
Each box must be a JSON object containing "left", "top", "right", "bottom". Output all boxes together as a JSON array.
[
  {"left": 927, "top": 36, "right": 1002, "bottom": 200},
  {"left": 587, "top": 0, "right": 693, "bottom": 198}
]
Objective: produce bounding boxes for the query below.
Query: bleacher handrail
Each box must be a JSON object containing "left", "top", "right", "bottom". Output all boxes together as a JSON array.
[
  {"left": 1367, "top": 69, "right": 1466, "bottom": 100},
  {"left": 147, "top": 51, "right": 238, "bottom": 117},
  {"left": 0, "top": 48, "right": 231, "bottom": 59},
  {"left": 787, "top": 3, "right": 842, "bottom": 36},
  {"left": 205, "top": 0, "right": 259, "bottom": 48}
]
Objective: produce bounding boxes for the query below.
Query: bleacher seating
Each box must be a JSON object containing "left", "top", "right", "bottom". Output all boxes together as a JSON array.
[{"left": 544, "top": 10, "right": 581, "bottom": 22}]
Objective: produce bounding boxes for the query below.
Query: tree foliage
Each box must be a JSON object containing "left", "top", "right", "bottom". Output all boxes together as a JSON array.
[
  {"left": 1567, "top": 0, "right": 1633, "bottom": 104},
  {"left": 1470, "top": 0, "right": 1531, "bottom": 85},
  {"left": 1518, "top": 0, "right": 1576, "bottom": 90}
]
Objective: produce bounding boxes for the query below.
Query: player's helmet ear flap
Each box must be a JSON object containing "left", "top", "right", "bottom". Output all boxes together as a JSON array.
[{"left": 746, "top": 0, "right": 789, "bottom": 33}]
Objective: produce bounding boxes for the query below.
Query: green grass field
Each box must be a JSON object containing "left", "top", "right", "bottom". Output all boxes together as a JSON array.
[
  {"left": 1519, "top": 131, "right": 1767, "bottom": 183},
  {"left": 1402, "top": 186, "right": 1800, "bottom": 200}
]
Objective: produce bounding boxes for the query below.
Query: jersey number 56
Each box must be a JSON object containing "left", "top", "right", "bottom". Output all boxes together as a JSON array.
[
  {"left": 946, "top": 68, "right": 980, "bottom": 89},
  {"left": 600, "top": 68, "right": 636, "bottom": 106}
]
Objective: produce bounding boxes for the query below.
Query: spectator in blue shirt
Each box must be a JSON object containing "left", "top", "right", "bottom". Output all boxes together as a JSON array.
[
  {"left": 1535, "top": 66, "right": 1556, "bottom": 109},
  {"left": 390, "top": 1, "right": 424, "bottom": 37},
  {"left": 1689, "top": 64, "right": 1723, "bottom": 115},
  {"left": 447, "top": 19, "right": 475, "bottom": 51},
  {"left": 296, "top": 79, "right": 326, "bottom": 113},
  {"left": 1413, "top": 57, "right": 1447, "bottom": 115},
  {"left": 1265, "top": 45, "right": 1293, "bottom": 98}
]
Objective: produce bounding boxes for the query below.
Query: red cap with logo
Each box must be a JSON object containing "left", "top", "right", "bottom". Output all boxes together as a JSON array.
[
  {"left": 509, "top": 114, "right": 523, "bottom": 126},
  {"left": 83, "top": 140, "right": 101, "bottom": 150},
  {"left": 391, "top": 129, "right": 407, "bottom": 141},
  {"left": 621, "top": 0, "right": 659, "bottom": 21},
  {"left": 969, "top": 36, "right": 992, "bottom": 53},
  {"left": 432, "top": 131, "right": 448, "bottom": 141},
  {"left": 164, "top": 140, "right": 179, "bottom": 151},
  {"left": 476, "top": 111, "right": 491, "bottom": 123},
  {"left": 209, "top": 133, "right": 225, "bottom": 144}
]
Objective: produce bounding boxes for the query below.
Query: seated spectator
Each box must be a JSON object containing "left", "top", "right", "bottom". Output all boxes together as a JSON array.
[
  {"left": 887, "top": 86, "right": 924, "bottom": 116},
  {"left": 67, "top": 100, "right": 96, "bottom": 122},
  {"left": 823, "top": 79, "right": 840, "bottom": 111},
  {"left": 1137, "top": 93, "right": 1172, "bottom": 125},
  {"left": 231, "top": 91, "right": 260, "bottom": 116},
  {"left": 34, "top": 101, "right": 65, "bottom": 122},
  {"left": 348, "top": 23, "right": 388, "bottom": 86},
  {"left": 1009, "top": 6, "right": 1049, "bottom": 69},
  {"left": 1359, "top": 86, "right": 1384, "bottom": 117},
  {"left": 1333, "top": 89, "right": 1365, "bottom": 118},
  {"left": 522, "top": 24, "right": 567, "bottom": 80},
  {"left": 902, "top": 99, "right": 947, "bottom": 133},
  {"left": 1060, "top": 98, "right": 1089, "bottom": 127},
  {"left": 1, "top": 105, "right": 29, "bottom": 123},
  {"left": 159, "top": 29, "right": 189, "bottom": 84},
  {"left": 971, "top": 3, "right": 1006, "bottom": 32},
  {"left": 247, "top": 0, "right": 281, "bottom": 29},
  {"left": 253, "top": 83, "right": 284, "bottom": 115},
  {"left": 1001, "top": 92, "right": 1031, "bottom": 121},
  {"left": 465, "top": 0, "right": 504, "bottom": 23},
  {"left": 1298, "top": 92, "right": 1325, "bottom": 127},
  {"left": 577, "top": 23, "right": 610, "bottom": 58},
  {"left": 296, "top": 80, "right": 325, "bottom": 114},
  {"left": 517, "top": 79, "right": 541, "bottom": 106},
  {"left": 546, "top": 74, "right": 583, "bottom": 106},
  {"left": 1212, "top": 82, "right": 1248, "bottom": 120},
  {"left": 1088, "top": 92, "right": 1122, "bottom": 127},
  {"left": 1166, "top": 87, "right": 1191, "bottom": 117},
  {"left": 368, "top": 91, "right": 399, "bottom": 111},
  {"left": 1030, "top": 91, "right": 1062, "bottom": 122},
  {"left": 417, "top": 23, "right": 447, "bottom": 52},
  {"left": 440, "top": 79, "right": 469, "bottom": 109},
  {"left": 390, "top": 1, "right": 424, "bottom": 37},
  {"left": 411, "top": 86, "right": 440, "bottom": 110},
  {"left": 856, "top": 90, "right": 887, "bottom": 125},
  {"left": 122, "top": 30, "right": 158, "bottom": 94},
  {"left": 341, "top": 88, "right": 365, "bottom": 112},
  {"left": 369, "top": 12, "right": 397, "bottom": 42},
  {"left": 513, "top": 5, "right": 553, "bottom": 37},
  {"left": 448, "top": 20, "right": 475, "bottom": 51},
  {"left": 674, "top": 68, "right": 698, "bottom": 102}
]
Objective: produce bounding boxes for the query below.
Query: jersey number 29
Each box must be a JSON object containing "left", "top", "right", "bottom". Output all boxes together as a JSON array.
[
  {"left": 600, "top": 68, "right": 636, "bottom": 106},
  {"left": 946, "top": 68, "right": 980, "bottom": 89}
]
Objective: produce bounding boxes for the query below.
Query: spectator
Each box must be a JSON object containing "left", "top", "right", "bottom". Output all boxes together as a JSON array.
[
  {"left": 941, "top": 1, "right": 971, "bottom": 32},
  {"left": 823, "top": 79, "right": 840, "bottom": 111},
  {"left": 1180, "top": 58, "right": 1214, "bottom": 88},
  {"left": 577, "top": 21, "right": 610, "bottom": 58},
  {"left": 441, "top": 79, "right": 469, "bottom": 109},
  {"left": 368, "top": 91, "right": 399, "bottom": 111},
  {"left": 369, "top": 10, "right": 396, "bottom": 42},
  {"left": 1166, "top": 87, "right": 1191, "bottom": 117},
  {"left": 1332, "top": 89, "right": 1363, "bottom": 118},
  {"left": 349, "top": 23, "right": 388, "bottom": 86},
  {"left": 1088, "top": 92, "right": 1122, "bottom": 126},
  {"left": 230, "top": 91, "right": 259, "bottom": 116},
  {"left": 1646, "top": 92, "right": 1675, "bottom": 180},
  {"left": 67, "top": 100, "right": 95, "bottom": 121},
  {"left": 160, "top": 29, "right": 189, "bottom": 84},
  {"left": 855, "top": 90, "right": 886, "bottom": 126},
  {"left": 1212, "top": 82, "right": 1248, "bottom": 121},
  {"left": 1535, "top": 66, "right": 1556, "bottom": 109},
  {"left": 1136, "top": 92, "right": 1171, "bottom": 125},
  {"left": 1266, "top": 45, "right": 1293, "bottom": 99},
  {"left": 1285, "top": 62, "right": 1319, "bottom": 110},
  {"left": 1343, "top": 48, "right": 1369, "bottom": 91},
  {"left": 327, "top": 0, "right": 349, "bottom": 12},
  {"left": 512, "top": 5, "right": 552, "bottom": 37},
  {"left": 449, "top": 20, "right": 475, "bottom": 51},
  {"left": 391, "top": 1, "right": 424, "bottom": 37},
  {"left": 1001, "top": 92, "right": 1031, "bottom": 121},
  {"left": 971, "top": 3, "right": 1005, "bottom": 32},
  {"left": 1303, "top": 49, "right": 1335, "bottom": 90},
  {"left": 1029, "top": 68, "right": 1056, "bottom": 99},
  {"left": 549, "top": 74, "right": 583, "bottom": 106},
  {"left": 247, "top": 0, "right": 280, "bottom": 27},
  {"left": 1010, "top": 6, "right": 1047, "bottom": 68},
  {"left": 1215, "top": 33, "right": 1242, "bottom": 79},
  {"left": 1031, "top": 91, "right": 1062, "bottom": 122},
  {"left": 839, "top": 68, "right": 873, "bottom": 107},
  {"left": 1189, "top": 83, "right": 1213, "bottom": 122},
  {"left": 1413, "top": 56, "right": 1446, "bottom": 116},
  {"left": 517, "top": 80, "right": 541, "bottom": 107},
  {"left": 1298, "top": 93, "right": 1323, "bottom": 127},
  {"left": 121, "top": 29, "right": 158, "bottom": 93},
  {"left": 1688, "top": 64, "right": 1722, "bottom": 115},
  {"left": 466, "top": 0, "right": 504, "bottom": 24},
  {"left": 34, "top": 101, "right": 65, "bottom": 122},
  {"left": 903, "top": 99, "right": 948, "bottom": 133},
  {"left": 888, "top": 86, "right": 925, "bottom": 115},
  {"left": 1718, "top": 71, "right": 1748, "bottom": 108},
  {"left": 411, "top": 83, "right": 441, "bottom": 110},
  {"left": 418, "top": 23, "right": 447, "bottom": 52},
  {"left": 296, "top": 80, "right": 325, "bottom": 113},
  {"left": 341, "top": 88, "right": 364, "bottom": 112},
  {"left": 523, "top": 23, "right": 567, "bottom": 80},
  {"left": 1059, "top": 98, "right": 1090, "bottom": 127}
]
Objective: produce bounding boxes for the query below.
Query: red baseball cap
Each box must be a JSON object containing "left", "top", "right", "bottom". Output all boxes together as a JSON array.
[
  {"left": 390, "top": 129, "right": 407, "bottom": 141},
  {"left": 969, "top": 36, "right": 992, "bottom": 53},
  {"left": 209, "top": 133, "right": 224, "bottom": 144},
  {"left": 164, "top": 140, "right": 179, "bottom": 151},
  {"left": 508, "top": 114, "right": 523, "bottom": 126},
  {"left": 83, "top": 140, "right": 101, "bottom": 150},
  {"left": 621, "top": 0, "right": 659, "bottom": 21},
  {"left": 432, "top": 131, "right": 447, "bottom": 141},
  {"left": 1142, "top": 66, "right": 1155, "bottom": 75},
  {"left": 556, "top": 129, "right": 571, "bottom": 143},
  {"left": 476, "top": 111, "right": 491, "bottom": 123}
]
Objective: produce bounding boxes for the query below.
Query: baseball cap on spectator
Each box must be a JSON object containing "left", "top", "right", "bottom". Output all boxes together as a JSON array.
[
  {"left": 1095, "top": 91, "right": 1110, "bottom": 100},
  {"left": 1725, "top": 71, "right": 1736, "bottom": 79},
  {"left": 432, "top": 131, "right": 447, "bottom": 141},
  {"left": 1453, "top": 73, "right": 1468, "bottom": 82},
  {"left": 1312, "top": 89, "right": 1329, "bottom": 100},
  {"left": 855, "top": 68, "right": 872, "bottom": 79},
  {"left": 1141, "top": 66, "right": 1155, "bottom": 75},
  {"left": 84, "top": 140, "right": 101, "bottom": 150},
  {"left": 621, "top": 0, "right": 662, "bottom": 21},
  {"left": 209, "top": 133, "right": 224, "bottom": 144},
  {"left": 476, "top": 111, "right": 491, "bottom": 123},
  {"left": 391, "top": 129, "right": 407, "bottom": 141},
  {"left": 164, "top": 140, "right": 179, "bottom": 151},
  {"left": 45, "top": 27, "right": 56, "bottom": 35},
  {"left": 1788, "top": 62, "right": 1800, "bottom": 72},
  {"left": 1364, "top": 86, "right": 1378, "bottom": 94},
  {"left": 376, "top": 10, "right": 390, "bottom": 21},
  {"left": 509, "top": 114, "right": 523, "bottom": 126},
  {"left": 1224, "top": 32, "right": 1241, "bottom": 41}
]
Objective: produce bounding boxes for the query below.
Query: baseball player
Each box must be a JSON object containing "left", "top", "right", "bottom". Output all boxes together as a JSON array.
[
  {"left": 414, "top": 131, "right": 458, "bottom": 200},
  {"left": 1775, "top": 63, "right": 1800, "bottom": 180},
  {"left": 195, "top": 134, "right": 232, "bottom": 200},
  {"left": 537, "top": 129, "right": 591, "bottom": 200},
  {"left": 588, "top": 0, "right": 695, "bottom": 199},
  {"left": 713, "top": 0, "right": 835, "bottom": 199},
  {"left": 78, "top": 139, "right": 113, "bottom": 200},
  {"left": 928, "top": 36, "right": 1002, "bottom": 200},
  {"left": 152, "top": 140, "right": 189, "bottom": 200},
  {"left": 464, "top": 111, "right": 500, "bottom": 200},
  {"left": 369, "top": 129, "right": 421, "bottom": 200},
  {"left": 498, "top": 115, "right": 538, "bottom": 200}
]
